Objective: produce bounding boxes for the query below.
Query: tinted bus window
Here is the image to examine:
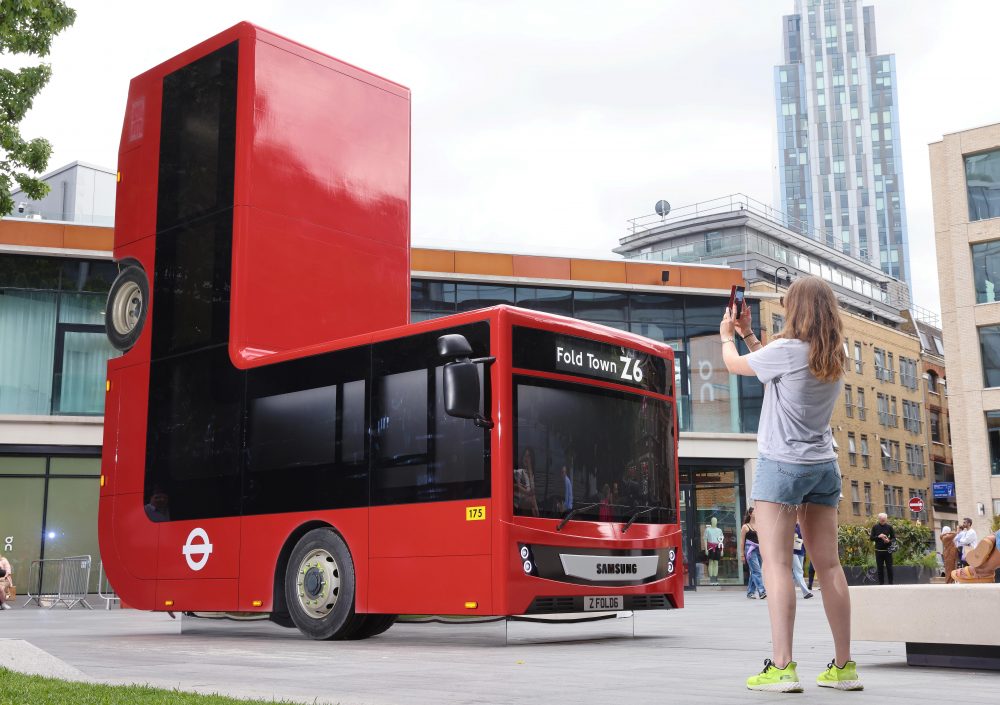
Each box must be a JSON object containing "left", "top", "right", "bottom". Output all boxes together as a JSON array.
[
  {"left": 157, "top": 41, "right": 238, "bottom": 232},
  {"left": 243, "top": 347, "right": 369, "bottom": 515},
  {"left": 372, "top": 323, "right": 490, "bottom": 505},
  {"left": 150, "top": 210, "right": 233, "bottom": 359},
  {"left": 145, "top": 346, "right": 243, "bottom": 521}
]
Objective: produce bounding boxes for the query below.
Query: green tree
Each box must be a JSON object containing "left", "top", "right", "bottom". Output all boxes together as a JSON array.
[{"left": 0, "top": 0, "right": 77, "bottom": 216}]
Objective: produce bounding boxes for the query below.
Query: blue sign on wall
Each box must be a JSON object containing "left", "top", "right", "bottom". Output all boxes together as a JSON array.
[{"left": 933, "top": 482, "right": 955, "bottom": 499}]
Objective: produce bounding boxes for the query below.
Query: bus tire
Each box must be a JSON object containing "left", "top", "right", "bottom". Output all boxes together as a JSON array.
[
  {"left": 105, "top": 261, "right": 149, "bottom": 351},
  {"left": 268, "top": 612, "right": 295, "bottom": 629},
  {"left": 346, "top": 614, "right": 397, "bottom": 640},
  {"left": 285, "top": 528, "right": 361, "bottom": 640}
]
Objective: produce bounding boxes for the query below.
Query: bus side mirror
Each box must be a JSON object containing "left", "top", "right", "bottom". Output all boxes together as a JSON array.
[
  {"left": 443, "top": 361, "right": 483, "bottom": 422},
  {"left": 438, "top": 334, "right": 495, "bottom": 429}
]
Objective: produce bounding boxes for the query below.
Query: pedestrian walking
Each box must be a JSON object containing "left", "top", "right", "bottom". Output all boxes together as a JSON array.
[
  {"left": 722, "top": 276, "right": 861, "bottom": 692},
  {"left": 870, "top": 513, "right": 895, "bottom": 585},
  {"left": 740, "top": 507, "right": 766, "bottom": 599},
  {"left": 791, "top": 523, "right": 814, "bottom": 598}
]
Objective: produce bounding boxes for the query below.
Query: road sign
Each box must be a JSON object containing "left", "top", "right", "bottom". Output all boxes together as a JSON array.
[{"left": 908, "top": 497, "right": 924, "bottom": 513}]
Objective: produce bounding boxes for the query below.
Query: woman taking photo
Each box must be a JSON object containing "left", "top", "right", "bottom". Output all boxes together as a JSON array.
[
  {"left": 721, "top": 277, "right": 860, "bottom": 693},
  {"left": 739, "top": 507, "right": 766, "bottom": 599}
]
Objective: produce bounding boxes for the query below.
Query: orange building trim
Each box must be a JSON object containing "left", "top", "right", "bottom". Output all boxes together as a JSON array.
[
  {"left": 412, "top": 247, "right": 742, "bottom": 291},
  {"left": 0, "top": 219, "right": 114, "bottom": 252}
]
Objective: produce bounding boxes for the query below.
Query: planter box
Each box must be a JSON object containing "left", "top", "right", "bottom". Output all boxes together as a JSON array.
[{"left": 842, "top": 565, "right": 935, "bottom": 585}]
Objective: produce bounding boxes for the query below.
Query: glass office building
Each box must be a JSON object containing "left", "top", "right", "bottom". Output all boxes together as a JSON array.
[
  {"left": 776, "top": 0, "right": 910, "bottom": 286},
  {"left": 0, "top": 253, "right": 120, "bottom": 592}
]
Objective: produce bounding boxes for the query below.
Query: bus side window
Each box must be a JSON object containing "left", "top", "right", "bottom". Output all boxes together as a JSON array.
[{"left": 372, "top": 323, "right": 491, "bottom": 505}]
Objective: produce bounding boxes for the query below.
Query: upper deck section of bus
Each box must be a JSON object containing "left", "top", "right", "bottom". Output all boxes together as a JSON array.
[{"left": 112, "top": 22, "right": 412, "bottom": 366}]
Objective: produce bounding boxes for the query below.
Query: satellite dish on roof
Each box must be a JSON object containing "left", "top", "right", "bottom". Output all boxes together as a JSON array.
[{"left": 655, "top": 200, "right": 671, "bottom": 217}]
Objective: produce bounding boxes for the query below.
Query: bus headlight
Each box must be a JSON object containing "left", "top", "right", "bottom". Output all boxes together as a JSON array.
[
  {"left": 668, "top": 549, "right": 676, "bottom": 562},
  {"left": 523, "top": 560, "right": 533, "bottom": 574},
  {"left": 520, "top": 546, "right": 530, "bottom": 560}
]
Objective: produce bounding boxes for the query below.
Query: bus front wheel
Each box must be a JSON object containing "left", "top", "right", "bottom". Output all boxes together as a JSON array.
[{"left": 285, "top": 528, "right": 364, "bottom": 640}]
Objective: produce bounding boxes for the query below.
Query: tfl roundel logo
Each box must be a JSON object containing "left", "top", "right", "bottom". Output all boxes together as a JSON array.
[{"left": 182, "top": 528, "right": 214, "bottom": 571}]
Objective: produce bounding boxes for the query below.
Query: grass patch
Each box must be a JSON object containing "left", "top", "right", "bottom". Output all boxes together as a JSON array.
[{"left": 0, "top": 668, "right": 301, "bottom": 705}]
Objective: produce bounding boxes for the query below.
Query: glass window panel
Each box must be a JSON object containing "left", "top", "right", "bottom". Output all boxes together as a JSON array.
[
  {"left": 410, "top": 310, "right": 447, "bottom": 323},
  {"left": 988, "top": 411, "right": 1000, "bottom": 476},
  {"left": 456, "top": 284, "right": 514, "bottom": 312},
  {"left": 688, "top": 333, "right": 736, "bottom": 433},
  {"left": 0, "top": 291, "right": 57, "bottom": 414},
  {"left": 0, "top": 254, "right": 63, "bottom": 290},
  {"left": 49, "top": 457, "right": 101, "bottom": 475},
  {"left": 972, "top": 241, "right": 1000, "bottom": 304},
  {"left": 629, "top": 293, "right": 684, "bottom": 325},
  {"left": 58, "top": 293, "right": 106, "bottom": 324},
  {"left": 59, "top": 260, "right": 118, "bottom": 293},
  {"left": 966, "top": 149, "right": 1000, "bottom": 221},
  {"left": 0, "top": 476, "right": 45, "bottom": 589},
  {"left": 980, "top": 325, "right": 1000, "bottom": 388},
  {"left": 684, "top": 296, "right": 729, "bottom": 337},
  {"left": 514, "top": 287, "right": 572, "bottom": 317},
  {"left": 573, "top": 290, "right": 628, "bottom": 322},
  {"left": 54, "top": 331, "right": 118, "bottom": 415},
  {"left": 43, "top": 477, "right": 102, "bottom": 592},
  {"left": 630, "top": 321, "right": 684, "bottom": 343},
  {"left": 411, "top": 280, "right": 456, "bottom": 312},
  {"left": 0, "top": 457, "right": 47, "bottom": 475}
]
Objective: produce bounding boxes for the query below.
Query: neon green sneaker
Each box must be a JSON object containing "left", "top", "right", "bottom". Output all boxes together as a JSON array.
[
  {"left": 746, "top": 659, "right": 803, "bottom": 693},
  {"left": 816, "top": 659, "right": 863, "bottom": 691}
]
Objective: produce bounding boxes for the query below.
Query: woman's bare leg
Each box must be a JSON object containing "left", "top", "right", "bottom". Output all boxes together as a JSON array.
[
  {"left": 798, "top": 503, "right": 852, "bottom": 666},
  {"left": 754, "top": 500, "right": 799, "bottom": 667}
]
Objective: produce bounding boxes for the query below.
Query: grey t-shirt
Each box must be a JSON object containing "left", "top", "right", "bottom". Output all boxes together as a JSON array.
[{"left": 746, "top": 338, "right": 842, "bottom": 464}]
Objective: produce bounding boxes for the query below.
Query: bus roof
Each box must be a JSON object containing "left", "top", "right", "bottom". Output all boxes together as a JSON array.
[{"left": 231, "top": 304, "right": 674, "bottom": 369}]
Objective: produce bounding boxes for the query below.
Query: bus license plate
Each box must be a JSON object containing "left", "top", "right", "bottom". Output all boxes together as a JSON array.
[{"left": 584, "top": 595, "right": 623, "bottom": 611}]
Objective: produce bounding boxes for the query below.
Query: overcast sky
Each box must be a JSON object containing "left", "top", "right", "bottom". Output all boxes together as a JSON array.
[{"left": 10, "top": 0, "right": 1000, "bottom": 314}]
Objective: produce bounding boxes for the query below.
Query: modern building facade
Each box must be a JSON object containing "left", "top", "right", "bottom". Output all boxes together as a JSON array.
[
  {"left": 9, "top": 162, "right": 116, "bottom": 226},
  {"left": 617, "top": 196, "right": 935, "bottom": 529},
  {"left": 0, "top": 217, "right": 116, "bottom": 592},
  {"left": 775, "top": 0, "right": 910, "bottom": 286},
  {"left": 900, "top": 312, "right": 954, "bottom": 533},
  {"left": 930, "top": 122, "right": 1000, "bottom": 538}
]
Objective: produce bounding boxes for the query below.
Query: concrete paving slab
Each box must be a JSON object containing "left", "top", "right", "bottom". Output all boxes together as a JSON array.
[{"left": 0, "top": 591, "right": 998, "bottom": 704}]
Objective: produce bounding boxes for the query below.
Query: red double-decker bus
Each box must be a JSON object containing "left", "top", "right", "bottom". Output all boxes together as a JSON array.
[{"left": 98, "top": 23, "right": 682, "bottom": 640}]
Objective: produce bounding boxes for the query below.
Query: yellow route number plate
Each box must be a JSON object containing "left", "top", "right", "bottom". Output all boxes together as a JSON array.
[{"left": 466, "top": 506, "right": 486, "bottom": 521}]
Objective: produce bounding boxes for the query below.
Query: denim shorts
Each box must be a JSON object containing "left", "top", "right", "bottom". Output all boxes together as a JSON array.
[{"left": 751, "top": 456, "right": 842, "bottom": 508}]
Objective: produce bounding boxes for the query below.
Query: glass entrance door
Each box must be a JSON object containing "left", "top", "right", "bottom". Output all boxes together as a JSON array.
[{"left": 680, "top": 466, "right": 746, "bottom": 589}]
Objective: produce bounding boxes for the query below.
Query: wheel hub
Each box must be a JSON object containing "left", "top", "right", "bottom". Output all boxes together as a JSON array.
[{"left": 295, "top": 548, "right": 341, "bottom": 619}]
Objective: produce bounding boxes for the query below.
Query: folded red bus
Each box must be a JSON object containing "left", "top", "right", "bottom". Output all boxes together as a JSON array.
[{"left": 98, "top": 23, "right": 682, "bottom": 640}]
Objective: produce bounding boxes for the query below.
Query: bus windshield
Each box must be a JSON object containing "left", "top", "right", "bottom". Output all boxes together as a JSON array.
[{"left": 513, "top": 376, "right": 675, "bottom": 525}]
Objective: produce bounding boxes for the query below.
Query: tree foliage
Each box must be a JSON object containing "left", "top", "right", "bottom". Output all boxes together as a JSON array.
[
  {"left": 0, "top": 0, "right": 76, "bottom": 216},
  {"left": 837, "top": 518, "right": 933, "bottom": 566}
]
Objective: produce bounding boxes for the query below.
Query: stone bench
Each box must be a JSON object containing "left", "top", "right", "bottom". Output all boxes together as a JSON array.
[{"left": 850, "top": 584, "right": 1000, "bottom": 670}]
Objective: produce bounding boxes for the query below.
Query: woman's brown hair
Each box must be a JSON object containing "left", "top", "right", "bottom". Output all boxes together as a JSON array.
[{"left": 778, "top": 276, "right": 846, "bottom": 383}]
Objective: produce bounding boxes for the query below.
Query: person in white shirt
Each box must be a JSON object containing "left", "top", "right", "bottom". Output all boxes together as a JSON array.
[{"left": 954, "top": 517, "right": 978, "bottom": 567}]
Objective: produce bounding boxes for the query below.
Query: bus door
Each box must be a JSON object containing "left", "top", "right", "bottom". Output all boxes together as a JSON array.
[{"left": 367, "top": 323, "right": 493, "bottom": 615}]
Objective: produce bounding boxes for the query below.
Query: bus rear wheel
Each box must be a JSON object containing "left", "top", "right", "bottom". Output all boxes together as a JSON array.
[
  {"left": 105, "top": 261, "right": 149, "bottom": 351},
  {"left": 285, "top": 528, "right": 363, "bottom": 640}
]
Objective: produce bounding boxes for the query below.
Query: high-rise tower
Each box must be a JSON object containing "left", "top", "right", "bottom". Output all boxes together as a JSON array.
[{"left": 776, "top": 0, "right": 910, "bottom": 287}]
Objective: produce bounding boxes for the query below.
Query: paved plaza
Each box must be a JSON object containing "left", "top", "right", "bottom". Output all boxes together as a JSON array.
[{"left": 1, "top": 590, "right": 998, "bottom": 704}]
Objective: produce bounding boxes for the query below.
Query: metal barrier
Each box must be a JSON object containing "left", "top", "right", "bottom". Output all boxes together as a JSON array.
[
  {"left": 23, "top": 555, "right": 93, "bottom": 610},
  {"left": 98, "top": 561, "right": 119, "bottom": 610}
]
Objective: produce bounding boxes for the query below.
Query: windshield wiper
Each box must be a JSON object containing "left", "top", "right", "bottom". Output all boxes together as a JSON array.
[
  {"left": 621, "top": 505, "right": 661, "bottom": 533},
  {"left": 555, "top": 502, "right": 603, "bottom": 532}
]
